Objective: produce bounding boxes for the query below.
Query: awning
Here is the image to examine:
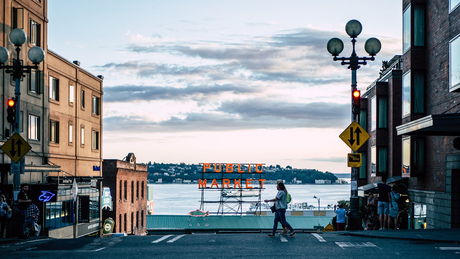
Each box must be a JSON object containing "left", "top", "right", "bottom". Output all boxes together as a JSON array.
[
  {"left": 396, "top": 114, "right": 460, "bottom": 136},
  {"left": 359, "top": 176, "right": 408, "bottom": 194}
]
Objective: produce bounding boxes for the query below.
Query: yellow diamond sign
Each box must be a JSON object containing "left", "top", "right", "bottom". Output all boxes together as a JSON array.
[
  {"left": 1, "top": 133, "right": 32, "bottom": 163},
  {"left": 339, "top": 121, "right": 370, "bottom": 151}
]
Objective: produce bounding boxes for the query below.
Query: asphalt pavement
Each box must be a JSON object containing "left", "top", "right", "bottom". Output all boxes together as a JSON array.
[{"left": 0, "top": 228, "right": 459, "bottom": 245}]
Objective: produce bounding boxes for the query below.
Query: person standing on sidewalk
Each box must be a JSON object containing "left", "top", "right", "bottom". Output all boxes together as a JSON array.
[
  {"left": 377, "top": 176, "right": 391, "bottom": 230},
  {"left": 17, "top": 184, "right": 32, "bottom": 238},
  {"left": 0, "top": 195, "right": 10, "bottom": 238},
  {"left": 389, "top": 184, "right": 400, "bottom": 230},
  {"left": 264, "top": 182, "right": 295, "bottom": 237},
  {"left": 334, "top": 204, "right": 346, "bottom": 231}
]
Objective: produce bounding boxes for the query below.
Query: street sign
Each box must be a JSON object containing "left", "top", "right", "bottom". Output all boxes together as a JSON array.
[
  {"left": 0, "top": 132, "right": 32, "bottom": 163},
  {"left": 339, "top": 121, "right": 370, "bottom": 151},
  {"left": 347, "top": 153, "right": 362, "bottom": 167}
]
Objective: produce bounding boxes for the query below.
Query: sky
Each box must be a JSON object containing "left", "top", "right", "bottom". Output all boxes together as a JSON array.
[{"left": 47, "top": 0, "right": 402, "bottom": 174}]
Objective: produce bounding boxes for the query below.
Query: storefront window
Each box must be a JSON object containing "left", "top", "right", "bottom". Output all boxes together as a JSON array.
[
  {"left": 413, "top": 203, "right": 427, "bottom": 229},
  {"left": 45, "top": 200, "right": 74, "bottom": 230}
]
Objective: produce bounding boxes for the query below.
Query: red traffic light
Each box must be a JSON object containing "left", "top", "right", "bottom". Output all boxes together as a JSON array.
[
  {"left": 352, "top": 89, "right": 361, "bottom": 99},
  {"left": 7, "top": 98, "right": 15, "bottom": 107}
]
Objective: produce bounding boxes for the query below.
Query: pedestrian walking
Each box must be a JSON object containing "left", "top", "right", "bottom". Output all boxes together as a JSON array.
[
  {"left": 264, "top": 182, "right": 295, "bottom": 237},
  {"left": 377, "top": 176, "right": 391, "bottom": 230},
  {"left": 24, "top": 203, "right": 40, "bottom": 237}
]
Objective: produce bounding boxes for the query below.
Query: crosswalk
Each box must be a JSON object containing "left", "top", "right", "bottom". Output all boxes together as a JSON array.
[{"left": 150, "top": 233, "right": 379, "bottom": 249}]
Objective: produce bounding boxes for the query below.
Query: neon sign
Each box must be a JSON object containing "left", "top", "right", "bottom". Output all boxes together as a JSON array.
[
  {"left": 199, "top": 163, "right": 266, "bottom": 189},
  {"left": 38, "top": 191, "right": 56, "bottom": 202}
]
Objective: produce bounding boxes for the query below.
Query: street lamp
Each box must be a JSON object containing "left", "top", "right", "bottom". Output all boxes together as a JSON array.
[
  {"left": 0, "top": 28, "right": 45, "bottom": 191},
  {"left": 327, "top": 20, "right": 381, "bottom": 230},
  {"left": 313, "top": 195, "right": 320, "bottom": 228}
]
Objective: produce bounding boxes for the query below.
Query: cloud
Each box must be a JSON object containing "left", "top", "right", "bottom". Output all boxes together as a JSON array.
[
  {"left": 103, "top": 84, "right": 260, "bottom": 102},
  {"left": 103, "top": 99, "right": 349, "bottom": 133}
]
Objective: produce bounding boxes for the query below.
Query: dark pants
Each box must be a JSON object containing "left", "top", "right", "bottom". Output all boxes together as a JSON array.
[{"left": 272, "top": 209, "right": 293, "bottom": 234}]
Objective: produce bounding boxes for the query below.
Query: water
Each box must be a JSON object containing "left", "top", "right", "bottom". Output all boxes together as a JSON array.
[{"left": 151, "top": 184, "right": 351, "bottom": 215}]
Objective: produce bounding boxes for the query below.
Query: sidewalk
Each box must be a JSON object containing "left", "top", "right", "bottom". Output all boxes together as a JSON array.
[{"left": 340, "top": 228, "right": 460, "bottom": 243}]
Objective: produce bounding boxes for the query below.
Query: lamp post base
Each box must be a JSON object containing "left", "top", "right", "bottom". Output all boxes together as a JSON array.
[{"left": 347, "top": 197, "right": 363, "bottom": 230}]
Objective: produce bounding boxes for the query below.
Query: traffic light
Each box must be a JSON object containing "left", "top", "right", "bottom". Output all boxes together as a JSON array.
[
  {"left": 7, "top": 98, "right": 16, "bottom": 125},
  {"left": 352, "top": 89, "right": 360, "bottom": 115}
]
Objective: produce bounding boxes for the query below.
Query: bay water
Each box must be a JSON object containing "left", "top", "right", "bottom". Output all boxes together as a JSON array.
[{"left": 151, "top": 183, "right": 351, "bottom": 215}]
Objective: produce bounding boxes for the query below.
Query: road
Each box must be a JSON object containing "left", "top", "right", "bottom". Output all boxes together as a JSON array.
[{"left": 2, "top": 232, "right": 460, "bottom": 258}]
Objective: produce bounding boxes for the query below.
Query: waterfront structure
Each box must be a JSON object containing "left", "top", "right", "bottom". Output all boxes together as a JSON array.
[
  {"left": 362, "top": 1, "right": 460, "bottom": 229},
  {"left": 103, "top": 153, "right": 148, "bottom": 235},
  {"left": 0, "top": 0, "right": 104, "bottom": 238}
]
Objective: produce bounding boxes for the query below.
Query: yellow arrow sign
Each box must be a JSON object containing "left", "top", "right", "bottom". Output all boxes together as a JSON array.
[
  {"left": 1, "top": 133, "right": 32, "bottom": 163},
  {"left": 348, "top": 153, "right": 362, "bottom": 167},
  {"left": 339, "top": 121, "right": 370, "bottom": 151}
]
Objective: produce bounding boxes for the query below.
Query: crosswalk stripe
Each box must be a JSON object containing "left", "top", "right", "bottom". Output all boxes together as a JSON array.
[
  {"left": 152, "top": 235, "right": 173, "bottom": 243},
  {"left": 436, "top": 247, "right": 460, "bottom": 251},
  {"left": 336, "top": 242, "right": 377, "bottom": 248},
  {"left": 312, "top": 233, "right": 326, "bottom": 242},
  {"left": 280, "top": 235, "right": 288, "bottom": 243},
  {"left": 167, "top": 234, "right": 185, "bottom": 243}
]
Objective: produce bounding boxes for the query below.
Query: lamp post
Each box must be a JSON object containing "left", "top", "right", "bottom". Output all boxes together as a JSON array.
[
  {"left": 313, "top": 195, "right": 320, "bottom": 228},
  {"left": 0, "top": 28, "right": 45, "bottom": 191},
  {"left": 327, "top": 20, "right": 381, "bottom": 230}
]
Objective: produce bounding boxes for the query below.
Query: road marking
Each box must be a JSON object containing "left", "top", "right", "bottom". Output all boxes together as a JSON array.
[
  {"left": 167, "top": 234, "right": 185, "bottom": 243},
  {"left": 280, "top": 235, "right": 288, "bottom": 243},
  {"left": 436, "top": 247, "right": 460, "bottom": 251},
  {"left": 312, "top": 233, "right": 326, "bottom": 242},
  {"left": 16, "top": 238, "right": 50, "bottom": 245},
  {"left": 336, "top": 242, "right": 377, "bottom": 248},
  {"left": 152, "top": 235, "right": 173, "bottom": 243}
]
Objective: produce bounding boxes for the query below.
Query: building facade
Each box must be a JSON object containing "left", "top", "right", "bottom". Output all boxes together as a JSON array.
[
  {"left": 0, "top": 0, "right": 104, "bottom": 238},
  {"left": 103, "top": 153, "right": 148, "bottom": 236},
  {"left": 362, "top": 0, "right": 460, "bottom": 229}
]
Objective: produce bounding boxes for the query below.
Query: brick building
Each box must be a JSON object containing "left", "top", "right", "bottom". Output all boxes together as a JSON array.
[
  {"left": 103, "top": 153, "right": 148, "bottom": 235},
  {"left": 362, "top": 0, "right": 460, "bottom": 229}
]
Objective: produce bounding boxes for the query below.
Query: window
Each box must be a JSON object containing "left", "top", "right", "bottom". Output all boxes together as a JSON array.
[
  {"left": 450, "top": 35, "right": 460, "bottom": 91},
  {"left": 30, "top": 19, "right": 41, "bottom": 46},
  {"left": 124, "top": 213, "right": 127, "bottom": 232},
  {"left": 124, "top": 181, "right": 127, "bottom": 200},
  {"left": 81, "top": 90, "right": 85, "bottom": 108},
  {"left": 378, "top": 96, "right": 388, "bottom": 129},
  {"left": 413, "top": 72, "right": 425, "bottom": 114},
  {"left": 371, "top": 96, "right": 377, "bottom": 131},
  {"left": 131, "top": 212, "right": 134, "bottom": 233},
  {"left": 371, "top": 146, "right": 376, "bottom": 177},
  {"left": 403, "top": 6, "right": 411, "bottom": 53},
  {"left": 141, "top": 181, "right": 145, "bottom": 199},
  {"left": 81, "top": 127, "right": 85, "bottom": 145},
  {"left": 402, "top": 138, "right": 410, "bottom": 177},
  {"left": 377, "top": 147, "right": 388, "bottom": 176},
  {"left": 119, "top": 214, "right": 122, "bottom": 233},
  {"left": 29, "top": 70, "right": 41, "bottom": 94},
  {"left": 69, "top": 85, "right": 74, "bottom": 104},
  {"left": 141, "top": 210, "right": 144, "bottom": 228},
  {"left": 49, "top": 76, "right": 59, "bottom": 101},
  {"left": 28, "top": 114, "right": 39, "bottom": 140},
  {"left": 402, "top": 137, "right": 425, "bottom": 177},
  {"left": 450, "top": 0, "right": 460, "bottom": 12},
  {"left": 119, "top": 180, "right": 123, "bottom": 201},
  {"left": 413, "top": 5, "right": 425, "bottom": 47},
  {"left": 402, "top": 72, "right": 411, "bottom": 117},
  {"left": 358, "top": 153, "right": 367, "bottom": 179},
  {"left": 92, "top": 130, "right": 99, "bottom": 150},
  {"left": 136, "top": 181, "right": 139, "bottom": 199},
  {"left": 131, "top": 181, "right": 134, "bottom": 204},
  {"left": 136, "top": 211, "right": 139, "bottom": 229},
  {"left": 12, "top": 7, "right": 23, "bottom": 29},
  {"left": 69, "top": 124, "right": 73, "bottom": 144},
  {"left": 92, "top": 96, "right": 101, "bottom": 115},
  {"left": 50, "top": 120, "right": 59, "bottom": 144},
  {"left": 403, "top": 5, "right": 425, "bottom": 53}
]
